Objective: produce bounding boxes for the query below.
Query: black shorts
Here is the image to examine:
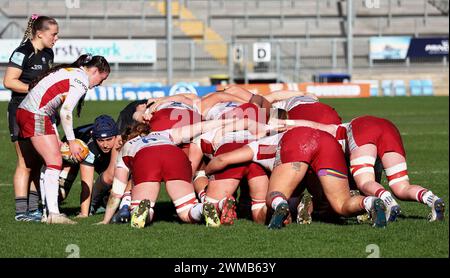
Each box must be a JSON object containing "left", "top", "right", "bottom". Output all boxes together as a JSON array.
[{"left": 7, "top": 96, "right": 25, "bottom": 142}]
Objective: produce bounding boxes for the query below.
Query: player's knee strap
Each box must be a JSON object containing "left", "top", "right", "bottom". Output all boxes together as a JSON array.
[
  {"left": 204, "top": 196, "right": 219, "bottom": 204},
  {"left": 251, "top": 199, "right": 266, "bottom": 211},
  {"left": 385, "top": 162, "right": 409, "bottom": 186},
  {"left": 173, "top": 193, "right": 198, "bottom": 214},
  {"left": 350, "top": 156, "right": 376, "bottom": 176}
]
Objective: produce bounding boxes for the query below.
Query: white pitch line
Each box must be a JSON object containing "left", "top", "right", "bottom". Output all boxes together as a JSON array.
[
  {"left": 409, "top": 170, "right": 449, "bottom": 175},
  {"left": 400, "top": 131, "right": 448, "bottom": 136}
]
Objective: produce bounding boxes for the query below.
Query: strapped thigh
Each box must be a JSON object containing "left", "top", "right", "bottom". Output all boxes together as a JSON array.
[
  {"left": 385, "top": 162, "right": 409, "bottom": 186},
  {"left": 173, "top": 193, "right": 198, "bottom": 214},
  {"left": 350, "top": 156, "right": 376, "bottom": 176}
]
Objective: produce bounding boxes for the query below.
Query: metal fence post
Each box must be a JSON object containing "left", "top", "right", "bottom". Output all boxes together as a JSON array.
[
  {"left": 294, "top": 40, "right": 300, "bottom": 82},
  {"left": 305, "top": 20, "right": 310, "bottom": 46},
  {"left": 316, "top": 0, "right": 320, "bottom": 27},
  {"left": 244, "top": 0, "right": 248, "bottom": 28},
  {"left": 378, "top": 17, "right": 382, "bottom": 36},
  {"left": 127, "top": 19, "right": 132, "bottom": 39},
  {"left": 269, "top": 19, "right": 273, "bottom": 41},
  {"left": 423, "top": 0, "right": 428, "bottom": 26},
  {"left": 207, "top": 0, "right": 211, "bottom": 27},
  {"left": 244, "top": 44, "right": 249, "bottom": 84},
  {"left": 276, "top": 42, "right": 281, "bottom": 82},
  {"left": 90, "top": 19, "right": 94, "bottom": 39},
  {"left": 104, "top": 0, "right": 108, "bottom": 20},
  {"left": 388, "top": 0, "right": 392, "bottom": 27},
  {"left": 228, "top": 43, "right": 234, "bottom": 84},
  {"left": 332, "top": 38, "right": 337, "bottom": 68},
  {"left": 190, "top": 40, "right": 195, "bottom": 71}
]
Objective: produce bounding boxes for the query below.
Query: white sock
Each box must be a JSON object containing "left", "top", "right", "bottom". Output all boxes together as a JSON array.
[
  {"left": 218, "top": 197, "right": 227, "bottom": 211},
  {"left": 422, "top": 191, "right": 437, "bottom": 207},
  {"left": 189, "top": 203, "right": 203, "bottom": 222},
  {"left": 198, "top": 189, "right": 206, "bottom": 203},
  {"left": 39, "top": 166, "right": 46, "bottom": 210},
  {"left": 119, "top": 191, "right": 131, "bottom": 209},
  {"left": 44, "top": 167, "right": 61, "bottom": 214},
  {"left": 379, "top": 191, "right": 399, "bottom": 208},
  {"left": 271, "top": 196, "right": 287, "bottom": 210},
  {"left": 362, "top": 196, "right": 377, "bottom": 213}
]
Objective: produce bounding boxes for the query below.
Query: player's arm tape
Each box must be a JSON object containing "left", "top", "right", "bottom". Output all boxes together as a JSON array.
[
  {"left": 111, "top": 177, "right": 127, "bottom": 197},
  {"left": 193, "top": 170, "right": 207, "bottom": 182}
]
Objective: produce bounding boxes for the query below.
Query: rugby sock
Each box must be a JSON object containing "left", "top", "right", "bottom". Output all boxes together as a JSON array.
[
  {"left": 189, "top": 203, "right": 203, "bottom": 222},
  {"left": 361, "top": 196, "right": 377, "bottom": 213},
  {"left": 218, "top": 197, "right": 226, "bottom": 211},
  {"left": 130, "top": 200, "right": 141, "bottom": 211},
  {"left": 119, "top": 191, "right": 131, "bottom": 210},
  {"left": 44, "top": 167, "right": 61, "bottom": 214},
  {"left": 376, "top": 189, "right": 399, "bottom": 208},
  {"left": 39, "top": 166, "right": 46, "bottom": 212},
  {"left": 198, "top": 189, "right": 207, "bottom": 203},
  {"left": 271, "top": 196, "right": 288, "bottom": 211},
  {"left": 28, "top": 191, "right": 40, "bottom": 212},
  {"left": 421, "top": 190, "right": 437, "bottom": 207},
  {"left": 15, "top": 197, "right": 28, "bottom": 214}
]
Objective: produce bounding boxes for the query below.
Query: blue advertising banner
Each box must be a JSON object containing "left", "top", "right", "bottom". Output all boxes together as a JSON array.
[
  {"left": 407, "top": 37, "right": 448, "bottom": 57},
  {"left": 370, "top": 36, "right": 411, "bottom": 60},
  {"left": 85, "top": 82, "right": 217, "bottom": 101}
]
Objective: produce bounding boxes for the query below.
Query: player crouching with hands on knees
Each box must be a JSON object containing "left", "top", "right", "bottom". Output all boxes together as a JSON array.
[{"left": 16, "top": 54, "right": 110, "bottom": 224}]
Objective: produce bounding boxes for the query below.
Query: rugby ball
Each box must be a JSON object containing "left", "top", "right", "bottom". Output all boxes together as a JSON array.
[{"left": 60, "top": 139, "right": 90, "bottom": 164}]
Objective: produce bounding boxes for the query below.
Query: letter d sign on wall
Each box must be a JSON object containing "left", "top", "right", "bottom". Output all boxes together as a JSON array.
[{"left": 253, "top": 42, "right": 271, "bottom": 63}]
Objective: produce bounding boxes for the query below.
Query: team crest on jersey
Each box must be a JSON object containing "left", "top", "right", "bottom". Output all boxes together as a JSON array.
[
  {"left": 10, "top": 52, "right": 25, "bottom": 66},
  {"left": 42, "top": 57, "right": 46, "bottom": 63}
]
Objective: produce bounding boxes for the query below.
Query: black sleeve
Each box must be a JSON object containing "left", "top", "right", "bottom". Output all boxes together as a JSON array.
[{"left": 7, "top": 45, "right": 29, "bottom": 70}]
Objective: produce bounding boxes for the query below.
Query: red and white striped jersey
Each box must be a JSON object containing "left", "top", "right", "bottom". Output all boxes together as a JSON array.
[
  {"left": 272, "top": 95, "right": 318, "bottom": 111},
  {"left": 18, "top": 67, "right": 89, "bottom": 117},
  {"left": 116, "top": 130, "right": 175, "bottom": 171},
  {"left": 204, "top": 101, "right": 240, "bottom": 120},
  {"left": 247, "top": 132, "right": 285, "bottom": 171}
]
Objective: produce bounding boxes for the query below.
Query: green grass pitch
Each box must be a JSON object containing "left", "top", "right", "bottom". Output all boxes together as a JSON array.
[{"left": 0, "top": 96, "right": 448, "bottom": 258}]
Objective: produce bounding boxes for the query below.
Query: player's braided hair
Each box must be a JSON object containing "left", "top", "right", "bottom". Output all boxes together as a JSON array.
[{"left": 21, "top": 14, "right": 57, "bottom": 45}]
